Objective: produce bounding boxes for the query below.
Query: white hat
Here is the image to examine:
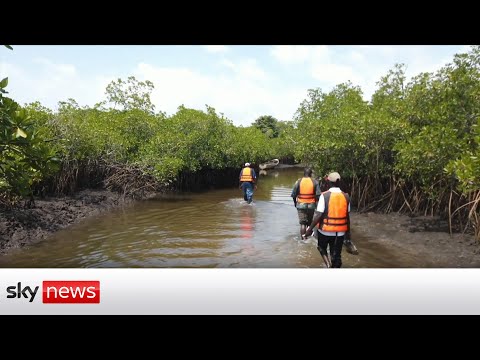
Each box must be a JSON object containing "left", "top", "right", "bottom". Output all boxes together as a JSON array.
[
  {"left": 327, "top": 172, "right": 341, "bottom": 182},
  {"left": 244, "top": 162, "right": 251, "bottom": 167}
]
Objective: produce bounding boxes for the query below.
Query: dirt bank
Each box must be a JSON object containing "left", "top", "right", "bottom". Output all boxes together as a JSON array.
[
  {"left": 0, "top": 189, "right": 141, "bottom": 255},
  {"left": 350, "top": 212, "right": 480, "bottom": 267}
]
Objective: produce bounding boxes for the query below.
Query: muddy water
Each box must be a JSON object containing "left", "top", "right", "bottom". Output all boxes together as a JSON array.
[{"left": 0, "top": 168, "right": 450, "bottom": 268}]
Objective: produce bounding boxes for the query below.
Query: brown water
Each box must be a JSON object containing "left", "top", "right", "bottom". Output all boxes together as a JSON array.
[{"left": 0, "top": 167, "right": 438, "bottom": 268}]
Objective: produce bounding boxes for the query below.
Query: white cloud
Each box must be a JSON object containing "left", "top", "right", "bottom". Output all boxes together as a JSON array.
[
  {"left": 1, "top": 58, "right": 108, "bottom": 109},
  {"left": 311, "top": 63, "right": 362, "bottom": 86},
  {"left": 33, "top": 57, "right": 77, "bottom": 76},
  {"left": 271, "top": 45, "right": 310, "bottom": 64},
  {"left": 272, "top": 46, "right": 366, "bottom": 95},
  {"left": 349, "top": 50, "right": 366, "bottom": 63},
  {"left": 134, "top": 59, "right": 297, "bottom": 126},
  {"left": 356, "top": 46, "right": 468, "bottom": 100},
  {"left": 203, "top": 45, "right": 230, "bottom": 53},
  {"left": 310, "top": 46, "right": 331, "bottom": 62},
  {"left": 220, "top": 59, "right": 235, "bottom": 70},
  {"left": 271, "top": 45, "right": 467, "bottom": 102},
  {"left": 220, "top": 58, "right": 267, "bottom": 81},
  {"left": 3, "top": 55, "right": 284, "bottom": 126},
  {"left": 271, "top": 45, "right": 331, "bottom": 65},
  {"left": 270, "top": 46, "right": 314, "bottom": 65},
  {"left": 0, "top": 62, "right": 25, "bottom": 82}
]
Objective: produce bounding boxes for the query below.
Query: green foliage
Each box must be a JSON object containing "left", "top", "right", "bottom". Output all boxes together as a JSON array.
[
  {"left": 53, "top": 101, "right": 162, "bottom": 164},
  {"left": 0, "top": 67, "right": 283, "bottom": 198},
  {"left": 445, "top": 117, "right": 480, "bottom": 193},
  {"left": 0, "top": 81, "right": 59, "bottom": 199},
  {"left": 293, "top": 82, "right": 393, "bottom": 178},
  {"left": 371, "top": 63, "right": 407, "bottom": 120},
  {"left": 140, "top": 106, "right": 232, "bottom": 174},
  {"left": 253, "top": 115, "right": 279, "bottom": 138},
  {"left": 227, "top": 125, "right": 273, "bottom": 165},
  {"left": 104, "top": 76, "right": 155, "bottom": 113},
  {"left": 395, "top": 46, "right": 480, "bottom": 195},
  {"left": 292, "top": 46, "right": 480, "bottom": 210},
  {"left": 395, "top": 125, "right": 465, "bottom": 188},
  {"left": 138, "top": 106, "right": 273, "bottom": 183},
  {"left": 0, "top": 77, "right": 8, "bottom": 92},
  {"left": 271, "top": 120, "right": 296, "bottom": 160}
]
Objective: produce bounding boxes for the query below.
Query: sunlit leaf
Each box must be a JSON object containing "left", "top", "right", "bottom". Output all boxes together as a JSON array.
[
  {"left": 0, "top": 77, "right": 8, "bottom": 88},
  {"left": 15, "top": 127, "right": 27, "bottom": 138}
]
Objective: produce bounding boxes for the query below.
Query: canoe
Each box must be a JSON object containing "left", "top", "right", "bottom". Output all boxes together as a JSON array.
[{"left": 259, "top": 158, "right": 279, "bottom": 170}]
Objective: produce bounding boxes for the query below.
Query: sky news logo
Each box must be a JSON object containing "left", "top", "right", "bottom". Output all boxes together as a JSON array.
[{"left": 5, "top": 281, "right": 100, "bottom": 303}]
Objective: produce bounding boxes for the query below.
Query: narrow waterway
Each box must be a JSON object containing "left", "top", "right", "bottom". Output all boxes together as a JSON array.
[{"left": 0, "top": 167, "right": 456, "bottom": 268}]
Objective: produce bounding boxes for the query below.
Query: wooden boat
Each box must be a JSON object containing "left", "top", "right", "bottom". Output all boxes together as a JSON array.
[{"left": 259, "top": 159, "right": 279, "bottom": 170}]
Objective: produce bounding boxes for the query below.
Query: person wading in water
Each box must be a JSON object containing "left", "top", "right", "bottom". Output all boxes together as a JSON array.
[
  {"left": 304, "top": 172, "right": 356, "bottom": 268},
  {"left": 291, "top": 167, "right": 321, "bottom": 238},
  {"left": 239, "top": 162, "right": 257, "bottom": 204}
]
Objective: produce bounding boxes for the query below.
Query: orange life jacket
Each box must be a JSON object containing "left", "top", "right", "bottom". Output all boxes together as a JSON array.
[
  {"left": 240, "top": 167, "right": 254, "bottom": 182},
  {"left": 297, "top": 177, "right": 316, "bottom": 204},
  {"left": 320, "top": 191, "right": 349, "bottom": 232}
]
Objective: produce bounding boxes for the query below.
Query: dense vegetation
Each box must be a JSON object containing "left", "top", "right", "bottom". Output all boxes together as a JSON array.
[
  {"left": 294, "top": 47, "right": 480, "bottom": 238},
  {"left": 1, "top": 46, "right": 479, "bottom": 240}
]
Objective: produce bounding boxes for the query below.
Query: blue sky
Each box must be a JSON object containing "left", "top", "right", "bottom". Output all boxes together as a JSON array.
[{"left": 0, "top": 45, "right": 471, "bottom": 126}]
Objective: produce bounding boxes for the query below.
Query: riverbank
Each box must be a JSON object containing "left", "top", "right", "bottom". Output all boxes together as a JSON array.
[
  {"left": 1, "top": 188, "right": 479, "bottom": 266},
  {"left": 350, "top": 212, "right": 480, "bottom": 267},
  {"left": 0, "top": 189, "right": 141, "bottom": 255}
]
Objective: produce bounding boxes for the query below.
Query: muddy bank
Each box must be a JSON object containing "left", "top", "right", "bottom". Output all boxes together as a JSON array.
[
  {"left": 0, "top": 189, "right": 142, "bottom": 255},
  {"left": 351, "top": 212, "right": 480, "bottom": 267}
]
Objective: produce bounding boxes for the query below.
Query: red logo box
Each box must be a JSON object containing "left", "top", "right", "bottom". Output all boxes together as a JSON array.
[{"left": 42, "top": 281, "right": 100, "bottom": 304}]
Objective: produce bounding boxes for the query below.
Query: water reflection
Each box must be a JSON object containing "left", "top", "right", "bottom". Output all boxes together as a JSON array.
[
  {"left": 240, "top": 205, "right": 254, "bottom": 239},
  {"left": 259, "top": 169, "right": 279, "bottom": 178}
]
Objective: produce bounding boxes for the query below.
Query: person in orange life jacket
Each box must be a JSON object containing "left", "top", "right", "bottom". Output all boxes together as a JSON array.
[
  {"left": 291, "top": 167, "right": 321, "bottom": 238},
  {"left": 304, "top": 172, "right": 351, "bottom": 268},
  {"left": 239, "top": 162, "right": 257, "bottom": 204},
  {"left": 319, "top": 173, "right": 359, "bottom": 256}
]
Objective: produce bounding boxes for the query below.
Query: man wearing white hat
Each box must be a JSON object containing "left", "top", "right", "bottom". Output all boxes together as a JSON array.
[
  {"left": 239, "top": 162, "right": 257, "bottom": 204},
  {"left": 304, "top": 171, "right": 351, "bottom": 268}
]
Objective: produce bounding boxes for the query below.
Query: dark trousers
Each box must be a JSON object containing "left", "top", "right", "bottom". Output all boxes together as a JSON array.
[
  {"left": 317, "top": 232, "right": 344, "bottom": 268},
  {"left": 241, "top": 182, "right": 254, "bottom": 203}
]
